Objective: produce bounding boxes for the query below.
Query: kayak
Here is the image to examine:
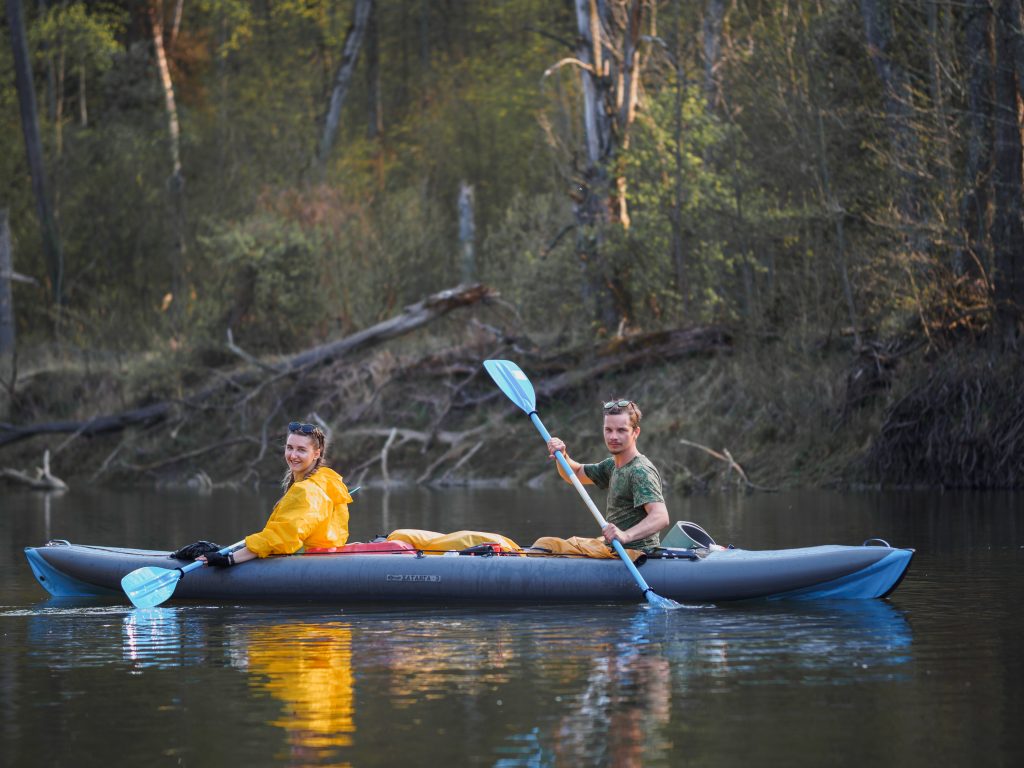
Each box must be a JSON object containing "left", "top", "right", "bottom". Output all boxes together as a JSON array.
[{"left": 24, "top": 538, "right": 914, "bottom": 604}]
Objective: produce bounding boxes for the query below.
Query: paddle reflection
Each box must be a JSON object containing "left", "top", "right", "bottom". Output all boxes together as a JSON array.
[
  {"left": 233, "top": 622, "right": 355, "bottom": 760},
  {"left": 123, "top": 607, "right": 187, "bottom": 669}
]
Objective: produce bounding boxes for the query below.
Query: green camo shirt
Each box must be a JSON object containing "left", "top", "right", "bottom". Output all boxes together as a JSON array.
[{"left": 583, "top": 453, "right": 665, "bottom": 551}]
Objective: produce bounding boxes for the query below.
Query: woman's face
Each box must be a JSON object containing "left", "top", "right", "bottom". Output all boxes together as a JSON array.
[{"left": 284, "top": 433, "right": 321, "bottom": 480}]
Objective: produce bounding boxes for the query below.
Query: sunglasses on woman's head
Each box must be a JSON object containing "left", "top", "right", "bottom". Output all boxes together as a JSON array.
[
  {"left": 603, "top": 400, "right": 634, "bottom": 410},
  {"left": 288, "top": 421, "right": 317, "bottom": 435}
]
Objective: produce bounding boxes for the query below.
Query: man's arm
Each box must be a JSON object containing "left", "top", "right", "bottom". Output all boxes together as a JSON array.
[
  {"left": 602, "top": 501, "right": 670, "bottom": 545},
  {"left": 546, "top": 437, "right": 593, "bottom": 485}
]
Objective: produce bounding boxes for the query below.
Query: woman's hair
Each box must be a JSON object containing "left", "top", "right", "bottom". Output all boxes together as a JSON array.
[
  {"left": 603, "top": 398, "right": 642, "bottom": 431},
  {"left": 281, "top": 423, "right": 328, "bottom": 492}
]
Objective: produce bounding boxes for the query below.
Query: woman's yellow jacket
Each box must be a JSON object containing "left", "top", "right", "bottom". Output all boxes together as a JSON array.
[{"left": 245, "top": 467, "right": 352, "bottom": 557}]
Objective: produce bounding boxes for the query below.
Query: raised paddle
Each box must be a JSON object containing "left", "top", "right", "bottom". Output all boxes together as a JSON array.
[
  {"left": 483, "top": 359, "right": 681, "bottom": 610},
  {"left": 122, "top": 486, "right": 361, "bottom": 608}
]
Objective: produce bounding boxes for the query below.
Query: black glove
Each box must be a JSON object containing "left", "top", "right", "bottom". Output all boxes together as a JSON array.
[{"left": 204, "top": 550, "right": 234, "bottom": 567}]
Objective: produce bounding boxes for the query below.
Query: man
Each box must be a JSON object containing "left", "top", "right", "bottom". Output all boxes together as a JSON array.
[{"left": 531, "top": 399, "right": 669, "bottom": 558}]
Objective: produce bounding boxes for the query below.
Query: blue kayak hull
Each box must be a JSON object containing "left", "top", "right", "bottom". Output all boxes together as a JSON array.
[{"left": 24, "top": 540, "right": 913, "bottom": 604}]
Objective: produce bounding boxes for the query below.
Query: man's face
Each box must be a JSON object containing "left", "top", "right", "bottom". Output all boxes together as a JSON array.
[{"left": 603, "top": 413, "right": 639, "bottom": 455}]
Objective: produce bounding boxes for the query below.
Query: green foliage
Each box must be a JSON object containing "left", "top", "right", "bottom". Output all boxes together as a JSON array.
[
  {"left": 0, "top": 0, "right": 1009, "bottom": 365},
  {"left": 31, "top": 1, "right": 125, "bottom": 75}
]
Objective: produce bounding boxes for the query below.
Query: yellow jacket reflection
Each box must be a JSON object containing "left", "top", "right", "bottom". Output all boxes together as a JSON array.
[
  {"left": 245, "top": 468, "right": 353, "bottom": 557},
  {"left": 245, "top": 623, "right": 354, "bottom": 750}
]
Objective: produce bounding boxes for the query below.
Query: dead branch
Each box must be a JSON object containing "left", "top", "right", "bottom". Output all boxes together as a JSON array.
[
  {"left": 679, "top": 438, "right": 772, "bottom": 491},
  {"left": 226, "top": 328, "right": 283, "bottom": 374},
  {"left": 435, "top": 440, "right": 485, "bottom": 485},
  {"left": 121, "top": 436, "right": 259, "bottom": 473},
  {"left": 379, "top": 426, "right": 398, "bottom": 485},
  {"left": 1, "top": 450, "right": 68, "bottom": 490}
]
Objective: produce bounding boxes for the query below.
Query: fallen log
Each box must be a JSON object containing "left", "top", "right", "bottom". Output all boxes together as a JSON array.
[
  {"left": 533, "top": 326, "right": 732, "bottom": 399},
  {"left": 0, "top": 283, "right": 494, "bottom": 448},
  {"left": 1, "top": 450, "right": 68, "bottom": 490}
]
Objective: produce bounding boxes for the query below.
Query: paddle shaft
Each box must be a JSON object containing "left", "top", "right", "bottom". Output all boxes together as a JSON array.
[{"left": 527, "top": 411, "right": 655, "bottom": 597}]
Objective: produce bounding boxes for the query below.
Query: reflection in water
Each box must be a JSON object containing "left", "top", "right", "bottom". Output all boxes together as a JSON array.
[
  {"left": 236, "top": 623, "right": 355, "bottom": 761},
  {"left": 114, "top": 601, "right": 914, "bottom": 766},
  {"left": 123, "top": 607, "right": 184, "bottom": 669}
]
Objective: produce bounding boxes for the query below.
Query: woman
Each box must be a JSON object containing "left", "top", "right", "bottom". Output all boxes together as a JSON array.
[{"left": 201, "top": 421, "right": 353, "bottom": 567}]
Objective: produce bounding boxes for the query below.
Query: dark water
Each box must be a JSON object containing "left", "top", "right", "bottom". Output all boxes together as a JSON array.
[{"left": 2, "top": 486, "right": 1022, "bottom": 767}]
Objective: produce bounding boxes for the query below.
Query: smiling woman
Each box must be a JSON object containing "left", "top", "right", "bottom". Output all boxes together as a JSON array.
[{"left": 200, "top": 421, "right": 354, "bottom": 567}]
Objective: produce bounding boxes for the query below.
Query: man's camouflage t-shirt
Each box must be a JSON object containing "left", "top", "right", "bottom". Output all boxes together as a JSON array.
[{"left": 583, "top": 453, "right": 665, "bottom": 551}]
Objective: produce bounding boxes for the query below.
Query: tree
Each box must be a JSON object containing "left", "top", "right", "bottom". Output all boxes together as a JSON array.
[
  {"left": 316, "top": 0, "right": 373, "bottom": 176},
  {"left": 551, "top": 0, "right": 651, "bottom": 331},
  {"left": 6, "top": 0, "right": 63, "bottom": 305},
  {"left": 149, "top": 0, "right": 187, "bottom": 330}
]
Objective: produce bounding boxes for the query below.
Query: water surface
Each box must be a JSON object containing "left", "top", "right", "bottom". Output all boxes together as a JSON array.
[{"left": 2, "top": 487, "right": 1021, "bottom": 766}]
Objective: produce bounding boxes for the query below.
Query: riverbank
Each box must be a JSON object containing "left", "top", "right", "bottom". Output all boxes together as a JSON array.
[{"left": 2, "top": 288, "right": 1021, "bottom": 493}]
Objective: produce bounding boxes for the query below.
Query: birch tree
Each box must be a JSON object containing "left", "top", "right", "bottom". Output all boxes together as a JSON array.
[{"left": 149, "top": 0, "right": 187, "bottom": 328}]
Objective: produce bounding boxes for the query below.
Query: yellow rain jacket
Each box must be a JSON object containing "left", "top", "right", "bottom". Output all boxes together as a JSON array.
[
  {"left": 387, "top": 528, "right": 522, "bottom": 554},
  {"left": 245, "top": 467, "right": 352, "bottom": 557}
]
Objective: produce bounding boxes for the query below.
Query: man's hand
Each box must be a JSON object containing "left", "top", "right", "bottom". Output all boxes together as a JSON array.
[
  {"left": 602, "top": 523, "right": 629, "bottom": 545},
  {"left": 547, "top": 437, "right": 567, "bottom": 459}
]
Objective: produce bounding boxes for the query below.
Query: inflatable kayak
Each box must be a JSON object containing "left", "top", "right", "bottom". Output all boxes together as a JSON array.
[{"left": 24, "top": 538, "right": 913, "bottom": 604}]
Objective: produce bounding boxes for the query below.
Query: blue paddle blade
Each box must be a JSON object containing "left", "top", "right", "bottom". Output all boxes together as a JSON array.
[
  {"left": 483, "top": 360, "right": 536, "bottom": 414},
  {"left": 121, "top": 566, "right": 183, "bottom": 609}
]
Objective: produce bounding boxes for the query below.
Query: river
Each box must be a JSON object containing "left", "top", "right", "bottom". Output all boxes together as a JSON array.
[{"left": 1, "top": 486, "right": 1021, "bottom": 767}]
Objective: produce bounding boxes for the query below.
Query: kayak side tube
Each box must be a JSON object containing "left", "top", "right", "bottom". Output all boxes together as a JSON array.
[
  {"left": 766, "top": 547, "right": 915, "bottom": 600},
  {"left": 24, "top": 544, "right": 121, "bottom": 598}
]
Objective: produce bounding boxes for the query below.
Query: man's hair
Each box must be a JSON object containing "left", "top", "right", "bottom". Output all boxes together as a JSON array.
[{"left": 604, "top": 399, "right": 642, "bottom": 430}]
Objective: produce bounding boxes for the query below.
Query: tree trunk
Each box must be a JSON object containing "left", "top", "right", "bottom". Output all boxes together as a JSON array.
[
  {"left": 990, "top": 0, "right": 1024, "bottom": 347},
  {"left": 366, "top": 0, "right": 382, "bottom": 140},
  {"left": 317, "top": 0, "right": 373, "bottom": 174},
  {"left": 458, "top": 182, "right": 476, "bottom": 283},
  {"left": 859, "top": 0, "right": 921, "bottom": 237},
  {"left": 149, "top": 0, "right": 187, "bottom": 329},
  {"left": 7, "top": 0, "right": 64, "bottom": 305},
  {"left": 671, "top": 0, "right": 688, "bottom": 310},
  {"left": 168, "top": 0, "right": 184, "bottom": 52},
  {"left": 0, "top": 210, "right": 15, "bottom": 360},
  {"left": 702, "top": 0, "right": 726, "bottom": 111},
  {"left": 957, "top": 0, "right": 994, "bottom": 279},
  {"left": 569, "top": 0, "right": 648, "bottom": 332}
]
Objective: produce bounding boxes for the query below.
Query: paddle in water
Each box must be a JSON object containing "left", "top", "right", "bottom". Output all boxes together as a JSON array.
[
  {"left": 122, "top": 486, "right": 362, "bottom": 608},
  {"left": 483, "top": 359, "right": 681, "bottom": 610},
  {"left": 121, "top": 540, "right": 247, "bottom": 608}
]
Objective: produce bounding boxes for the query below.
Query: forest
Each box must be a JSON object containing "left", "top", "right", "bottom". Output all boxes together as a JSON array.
[{"left": 1, "top": 0, "right": 1023, "bottom": 492}]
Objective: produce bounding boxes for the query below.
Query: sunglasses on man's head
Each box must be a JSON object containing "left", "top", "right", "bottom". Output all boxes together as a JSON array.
[
  {"left": 603, "top": 400, "right": 634, "bottom": 410},
  {"left": 288, "top": 421, "right": 317, "bottom": 435}
]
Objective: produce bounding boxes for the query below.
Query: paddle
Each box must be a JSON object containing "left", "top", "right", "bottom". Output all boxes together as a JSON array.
[
  {"left": 121, "top": 485, "right": 362, "bottom": 609},
  {"left": 483, "top": 359, "right": 681, "bottom": 610}
]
